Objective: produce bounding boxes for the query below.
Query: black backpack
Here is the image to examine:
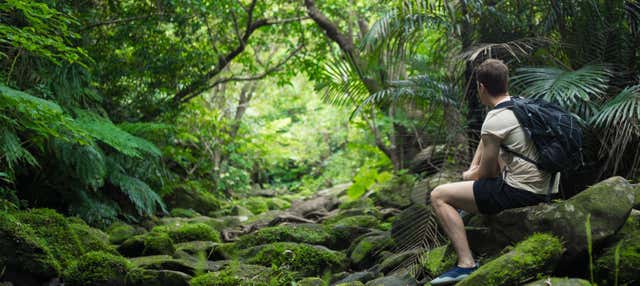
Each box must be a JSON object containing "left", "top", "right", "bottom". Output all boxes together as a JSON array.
[{"left": 495, "top": 96, "right": 584, "bottom": 198}]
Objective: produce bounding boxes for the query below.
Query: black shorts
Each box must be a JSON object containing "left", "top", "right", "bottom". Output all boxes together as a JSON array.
[{"left": 473, "top": 177, "right": 547, "bottom": 215}]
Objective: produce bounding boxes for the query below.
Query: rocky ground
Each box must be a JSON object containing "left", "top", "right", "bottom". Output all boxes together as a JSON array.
[{"left": 1, "top": 173, "right": 639, "bottom": 286}]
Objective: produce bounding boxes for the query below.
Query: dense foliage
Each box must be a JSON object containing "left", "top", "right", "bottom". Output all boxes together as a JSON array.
[{"left": 1, "top": 0, "right": 639, "bottom": 225}]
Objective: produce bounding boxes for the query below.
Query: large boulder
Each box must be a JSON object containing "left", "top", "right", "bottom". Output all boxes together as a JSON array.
[
  {"left": 235, "top": 224, "right": 335, "bottom": 249},
  {"left": 15, "top": 208, "right": 84, "bottom": 268},
  {"left": 371, "top": 173, "right": 415, "bottom": 209},
  {"left": 107, "top": 221, "right": 144, "bottom": 244},
  {"left": 468, "top": 177, "right": 636, "bottom": 261},
  {"left": 175, "top": 241, "right": 228, "bottom": 260},
  {"left": 188, "top": 263, "right": 296, "bottom": 286},
  {"left": 64, "top": 251, "right": 132, "bottom": 286},
  {"left": 458, "top": 233, "right": 564, "bottom": 286},
  {"left": 408, "top": 144, "right": 447, "bottom": 175},
  {"left": 0, "top": 212, "right": 61, "bottom": 283},
  {"left": 67, "top": 217, "right": 117, "bottom": 254},
  {"left": 349, "top": 231, "right": 394, "bottom": 269},
  {"left": 241, "top": 242, "right": 347, "bottom": 277},
  {"left": 364, "top": 272, "right": 417, "bottom": 286},
  {"left": 117, "top": 232, "right": 175, "bottom": 257}
]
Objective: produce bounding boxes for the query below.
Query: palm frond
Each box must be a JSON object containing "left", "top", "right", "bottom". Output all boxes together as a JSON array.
[
  {"left": 511, "top": 64, "right": 612, "bottom": 119},
  {"left": 591, "top": 84, "right": 640, "bottom": 130},
  {"left": 590, "top": 84, "right": 640, "bottom": 177},
  {"left": 459, "top": 37, "right": 553, "bottom": 63},
  {"left": 319, "top": 58, "right": 370, "bottom": 107},
  {"left": 626, "top": 0, "right": 640, "bottom": 36}
]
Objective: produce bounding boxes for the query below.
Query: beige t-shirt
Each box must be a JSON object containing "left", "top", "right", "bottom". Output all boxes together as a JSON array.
[{"left": 481, "top": 107, "right": 559, "bottom": 195}]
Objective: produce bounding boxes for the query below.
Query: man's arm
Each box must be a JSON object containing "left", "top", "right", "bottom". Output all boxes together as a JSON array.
[{"left": 463, "top": 134, "right": 501, "bottom": 180}]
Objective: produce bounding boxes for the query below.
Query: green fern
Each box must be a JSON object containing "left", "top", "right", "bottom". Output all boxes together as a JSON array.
[
  {"left": 107, "top": 158, "right": 167, "bottom": 217},
  {"left": 50, "top": 139, "right": 106, "bottom": 190},
  {"left": 75, "top": 110, "right": 161, "bottom": 158}
]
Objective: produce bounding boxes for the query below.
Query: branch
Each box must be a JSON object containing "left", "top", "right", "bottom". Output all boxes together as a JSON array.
[
  {"left": 171, "top": 16, "right": 304, "bottom": 104},
  {"left": 179, "top": 44, "right": 303, "bottom": 103}
]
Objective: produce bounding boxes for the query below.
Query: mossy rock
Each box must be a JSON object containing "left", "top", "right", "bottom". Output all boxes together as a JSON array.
[
  {"left": 107, "top": 221, "right": 143, "bottom": 244},
  {"left": 235, "top": 224, "right": 335, "bottom": 249},
  {"left": 68, "top": 219, "right": 117, "bottom": 254},
  {"left": 242, "top": 242, "right": 347, "bottom": 276},
  {"left": 229, "top": 205, "right": 254, "bottom": 217},
  {"left": 322, "top": 208, "right": 382, "bottom": 225},
  {"left": 153, "top": 222, "right": 221, "bottom": 243},
  {"left": 329, "top": 225, "right": 373, "bottom": 250},
  {"left": 237, "top": 197, "right": 269, "bottom": 215},
  {"left": 420, "top": 244, "right": 456, "bottom": 277},
  {"left": 349, "top": 232, "right": 394, "bottom": 269},
  {"left": 332, "top": 215, "right": 380, "bottom": 229},
  {"left": 15, "top": 208, "right": 84, "bottom": 268},
  {"left": 364, "top": 273, "right": 417, "bottom": 286},
  {"left": 371, "top": 173, "right": 415, "bottom": 209},
  {"left": 130, "top": 255, "right": 198, "bottom": 276},
  {"left": 188, "top": 263, "right": 295, "bottom": 286},
  {"left": 468, "top": 177, "right": 636, "bottom": 261},
  {"left": 378, "top": 248, "right": 424, "bottom": 274},
  {"left": 0, "top": 211, "right": 61, "bottom": 282},
  {"left": 297, "top": 277, "right": 325, "bottom": 286},
  {"left": 176, "top": 241, "right": 228, "bottom": 260},
  {"left": 595, "top": 229, "right": 640, "bottom": 285},
  {"left": 118, "top": 232, "right": 175, "bottom": 257},
  {"left": 127, "top": 268, "right": 192, "bottom": 286},
  {"left": 64, "top": 251, "right": 132, "bottom": 286},
  {"left": 458, "top": 233, "right": 565, "bottom": 286},
  {"left": 266, "top": 197, "right": 292, "bottom": 210},
  {"left": 164, "top": 184, "right": 222, "bottom": 215},
  {"left": 524, "top": 277, "right": 592, "bottom": 286},
  {"left": 339, "top": 198, "right": 375, "bottom": 210},
  {"left": 171, "top": 208, "right": 201, "bottom": 218}
]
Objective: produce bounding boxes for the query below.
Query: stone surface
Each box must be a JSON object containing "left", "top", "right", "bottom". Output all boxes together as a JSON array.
[
  {"left": 524, "top": 277, "right": 592, "bottom": 286},
  {"left": 334, "top": 271, "right": 378, "bottom": 284},
  {"left": 364, "top": 272, "right": 417, "bottom": 286},
  {"left": 458, "top": 233, "right": 564, "bottom": 286},
  {"left": 468, "top": 177, "right": 636, "bottom": 261},
  {"left": 127, "top": 269, "right": 192, "bottom": 286}
]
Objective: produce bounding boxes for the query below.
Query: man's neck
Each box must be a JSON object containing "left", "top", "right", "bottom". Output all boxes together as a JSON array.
[{"left": 488, "top": 92, "right": 510, "bottom": 108}]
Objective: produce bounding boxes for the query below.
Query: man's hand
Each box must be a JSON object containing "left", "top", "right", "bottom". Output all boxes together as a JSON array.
[{"left": 462, "top": 165, "right": 479, "bottom": 181}]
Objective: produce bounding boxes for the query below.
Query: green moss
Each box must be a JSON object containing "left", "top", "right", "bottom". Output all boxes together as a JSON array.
[
  {"left": 188, "top": 263, "right": 295, "bottom": 286},
  {"left": 118, "top": 232, "right": 175, "bottom": 257},
  {"left": 297, "top": 277, "right": 325, "bottom": 286},
  {"left": 107, "top": 221, "right": 140, "bottom": 244},
  {"left": 349, "top": 233, "right": 393, "bottom": 268},
  {"left": 458, "top": 233, "right": 564, "bottom": 286},
  {"left": 332, "top": 215, "right": 380, "bottom": 229},
  {"left": 322, "top": 208, "right": 381, "bottom": 225},
  {"left": 171, "top": 208, "right": 201, "bottom": 218},
  {"left": 0, "top": 211, "right": 61, "bottom": 280},
  {"left": 266, "top": 197, "right": 292, "bottom": 210},
  {"left": 235, "top": 224, "right": 334, "bottom": 249},
  {"left": 596, "top": 229, "right": 640, "bottom": 285},
  {"left": 64, "top": 251, "right": 132, "bottom": 286},
  {"left": 420, "top": 245, "right": 456, "bottom": 276},
  {"left": 339, "top": 198, "right": 374, "bottom": 210},
  {"left": 68, "top": 220, "right": 117, "bottom": 254},
  {"left": 126, "top": 268, "right": 192, "bottom": 286},
  {"left": 335, "top": 282, "right": 364, "bottom": 286},
  {"left": 371, "top": 172, "right": 415, "bottom": 208},
  {"left": 153, "top": 222, "right": 221, "bottom": 243},
  {"left": 15, "top": 208, "right": 84, "bottom": 268},
  {"left": 243, "top": 242, "right": 347, "bottom": 276},
  {"left": 238, "top": 197, "right": 269, "bottom": 215}
]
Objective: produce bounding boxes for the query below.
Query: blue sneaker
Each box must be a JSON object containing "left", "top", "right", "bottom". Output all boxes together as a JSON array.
[{"left": 429, "top": 264, "right": 478, "bottom": 285}]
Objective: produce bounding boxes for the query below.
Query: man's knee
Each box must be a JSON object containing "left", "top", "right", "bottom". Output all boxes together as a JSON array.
[{"left": 430, "top": 185, "right": 447, "bottom": 206}]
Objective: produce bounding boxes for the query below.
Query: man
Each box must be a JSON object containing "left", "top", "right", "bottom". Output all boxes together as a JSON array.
[{"left": 429, "top": 59, "right": 559, "bottom": 285}]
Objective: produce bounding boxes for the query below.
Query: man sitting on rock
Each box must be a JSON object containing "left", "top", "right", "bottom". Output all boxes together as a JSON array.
[{"left": 429, "top": 59, "right": 559, "bottom": 285}]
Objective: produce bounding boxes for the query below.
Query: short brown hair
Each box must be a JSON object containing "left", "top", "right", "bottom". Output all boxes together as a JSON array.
[{"left": 475, "top": 59, "right": 509, "bottom": 96}]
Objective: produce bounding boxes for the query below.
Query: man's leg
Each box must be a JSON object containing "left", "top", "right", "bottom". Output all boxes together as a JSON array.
[{"left": 430, "top": 181, "right": 478, "bottom": 268}]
